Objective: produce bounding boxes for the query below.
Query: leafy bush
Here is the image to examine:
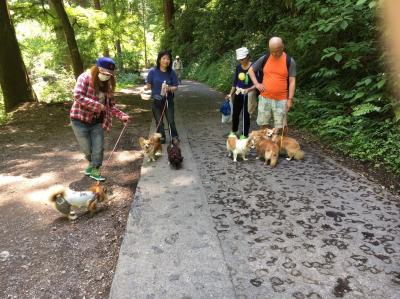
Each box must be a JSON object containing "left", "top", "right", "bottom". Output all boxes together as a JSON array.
[
  {"left": 117, "top": 72, "right": 143, "bottom": 89},
  {"left": 290, "top": 93, "right": 400, "bottom": 175}
]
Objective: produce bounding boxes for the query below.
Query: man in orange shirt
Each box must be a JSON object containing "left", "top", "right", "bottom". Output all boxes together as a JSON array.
[{"left": 248, "top": 37, "right": 296, "bottom": 130}]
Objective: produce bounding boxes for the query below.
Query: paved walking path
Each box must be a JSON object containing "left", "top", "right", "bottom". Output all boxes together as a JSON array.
[{"left": 110, "top": 81, "right": 400, "bottom": 299}]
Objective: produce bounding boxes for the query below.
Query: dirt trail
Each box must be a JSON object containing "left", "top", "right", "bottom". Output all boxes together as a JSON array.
[{"left": 0, "top": 89, "right": 150, "bottom": 298}]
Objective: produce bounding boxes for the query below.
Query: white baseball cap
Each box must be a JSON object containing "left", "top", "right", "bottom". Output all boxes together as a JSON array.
[{"left": 236, "top": 47, "right": 249, "bottom": 60}]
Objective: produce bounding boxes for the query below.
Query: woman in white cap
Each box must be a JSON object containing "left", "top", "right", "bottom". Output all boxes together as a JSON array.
[
  {"left": 70, "top": 57, "right": 129, "bottom": 181},
  {"left": 225, "top": 47, "right": 257, "bottom": 138}
]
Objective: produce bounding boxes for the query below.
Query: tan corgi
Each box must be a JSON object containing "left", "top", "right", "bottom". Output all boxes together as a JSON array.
[
  {"left": 266, "top": 128, "right": 305, "bottom": 161},
  {"left": 139, "top": 133, "right": 162, "bottom": 162},
  {"left": 226, "top": 134, "right": 252, "bottom": 162},
  {"left": 249, "top": 130, "right": 279, "bottom": 167}
]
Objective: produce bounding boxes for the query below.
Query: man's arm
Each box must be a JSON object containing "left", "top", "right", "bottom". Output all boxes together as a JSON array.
[
  {"left": 248, "top": 67, "right": 265, "bottom": 93},
  {"left": 287, "top": 77, "right": 296, "bottom": 111}
]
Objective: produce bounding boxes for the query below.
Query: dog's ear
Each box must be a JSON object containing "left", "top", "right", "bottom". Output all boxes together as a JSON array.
[{"left": 138, "top": 137, "right": 146, "bottom": 148}]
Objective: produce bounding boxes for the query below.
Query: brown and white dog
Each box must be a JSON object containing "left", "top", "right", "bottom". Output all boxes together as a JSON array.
[
  {"left": 139, "top": 133, "right": 162, "bottom": 162},
  {"left": 266, "top": 128, "right": 305, "bottom": 161},
  {"left": 48, "top": 182, "right": 108, "bottom": 220},
  {"left": 226, "top": 134, "right": 252, "bottom": 162},
  {"left": 249, "top": 130, "right": 279, "bottom": 167}
]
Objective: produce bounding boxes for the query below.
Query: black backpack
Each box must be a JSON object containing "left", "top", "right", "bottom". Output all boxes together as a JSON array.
[{"left": 257, "top": 52, "right": 292, "bottom": 82}]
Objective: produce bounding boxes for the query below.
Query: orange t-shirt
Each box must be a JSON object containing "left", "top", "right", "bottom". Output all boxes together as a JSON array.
[{"left": 261, "top": 53, "right": 288, "bottom": 100}]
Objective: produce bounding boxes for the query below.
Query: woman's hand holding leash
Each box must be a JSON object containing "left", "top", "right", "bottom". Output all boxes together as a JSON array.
[{"left": 121, "top": 115, "right": 130, "bottom": 123}]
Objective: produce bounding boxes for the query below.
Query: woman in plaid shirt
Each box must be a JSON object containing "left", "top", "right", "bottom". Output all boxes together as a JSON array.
[{"left": 70, "top": 57, "right": 129, "bottom": 181}]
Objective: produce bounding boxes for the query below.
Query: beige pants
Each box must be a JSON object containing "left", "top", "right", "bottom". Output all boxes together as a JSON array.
[{"left": 247, "top": 90, "right": 258, "bottom": 116}]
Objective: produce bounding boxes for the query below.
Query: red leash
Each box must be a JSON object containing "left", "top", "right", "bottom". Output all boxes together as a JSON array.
[
  {"left": 155, "top": 97, "right": 168, "bottom": 132},
  {"left": 102, "top": 122, "right": 128, "bottom": 171}
]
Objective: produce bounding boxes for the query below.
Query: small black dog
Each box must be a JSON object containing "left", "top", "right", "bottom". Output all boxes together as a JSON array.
[{"left": 167, "top": 137, "right": 183, "bottom": 169}]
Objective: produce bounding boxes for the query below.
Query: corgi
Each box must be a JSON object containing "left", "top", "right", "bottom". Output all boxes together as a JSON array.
[
  {"left": 249, "top": 131, "right": 279, "bottom": 167},
  {"left": 167, "top": 137, "right": 183, "bottom": 169},
  {"left": 48, "top": 182, "right": 108, "bottom": 220},
  {"left": 226, "top": 134, "right": 252, "bottom": 162},
  {"left": 266, "top": 128, "right": 305, "bottom": 161},
  {"left": 139, "top": 132, "right": 162, "bottom": 162}
]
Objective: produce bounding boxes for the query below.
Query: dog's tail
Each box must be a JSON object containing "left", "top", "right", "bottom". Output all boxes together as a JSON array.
[
  {"left": 294, "top": 149, "right": 305, "bottom": 160},
  {"left": 48, "top": 185, "right": 66, "bottom": 203}
]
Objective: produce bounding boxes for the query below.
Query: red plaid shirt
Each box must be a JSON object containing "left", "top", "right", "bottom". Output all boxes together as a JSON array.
[{"left": 70, "top": 72, "right": 127, "bottom": 131}]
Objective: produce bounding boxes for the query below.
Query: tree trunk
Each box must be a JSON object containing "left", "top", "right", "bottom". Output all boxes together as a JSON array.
[
  {"left": 163, "top": 0, "right": 174, "bottom": 29},
  {"left": 142, "top": 0, "right": 148, "bottom": 68},
  {"left": 115, "top": 40, "right": 124, "bottom": 72},
  {"left": 50, "top": 0, "right": 84, "bottom": 79},
  {"left": 48, "top": 0, "right": 72, "bottom": 70},
  {"left": 92, "top": 0, "right": 110, "bottom": 57},
  {"left": 93, "top": 0, "right": 101, "bottom": 9},
  {"left": 0, "top": 0, "right": 37, "bottom": 112}
]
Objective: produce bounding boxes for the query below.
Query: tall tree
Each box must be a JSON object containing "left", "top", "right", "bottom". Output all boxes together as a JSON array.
[
  {"left": 48, "top": 0, "right": 73, "bottom": 69},
  {"left": 110, "top": 0, "right": 124, "bottom": 71},
  {"left": 0, "top": 0, "right": 37, "bottom": 112},
  {"left": 141, "top": 0, "right": 148, "bottom": 68},
  {"left": 49, "top": 0, "right": 84, "bottom": 78},
  {"left": 92, "top": 0, "right": 110, "bottom": 57},
  {"left": 93, "top": 0, "right": 101, "bottom": 10},
  {"left": 163, "top": 0, "right": 174, "bottom": 29}
]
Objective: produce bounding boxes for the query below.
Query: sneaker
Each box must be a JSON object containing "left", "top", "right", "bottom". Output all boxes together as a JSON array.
[
  {"left": 229, "top": 131, "right": 237, "bottom": 137},
  {"left": 239, "top": 134, "right": 247, "bottom": 140},
  {"left": 90, "top": 167, "right": 106, "bottom": 181},
  {"left": 84, "top": 164, "right": 93, "bottom": 176}
]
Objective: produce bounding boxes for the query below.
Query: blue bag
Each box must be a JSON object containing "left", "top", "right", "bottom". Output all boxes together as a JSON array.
[{"left": 220, "top": 99, "right": 231, "bottom": 116}]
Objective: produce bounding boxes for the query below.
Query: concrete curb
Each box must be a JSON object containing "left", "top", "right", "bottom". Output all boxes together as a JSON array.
[{"left": 109, "top": 99, "right": 236, "bottom": 298}]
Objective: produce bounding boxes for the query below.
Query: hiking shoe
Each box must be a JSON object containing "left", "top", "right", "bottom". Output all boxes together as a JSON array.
[
  {"left": 90, "top": 167, "right": 106, "bottom": 181},
  {"left": 229, "top": 131, "right": 237, "bottom": 137},
  {"left": 84, "top": 164, "right": 93, "bottom": 176}
]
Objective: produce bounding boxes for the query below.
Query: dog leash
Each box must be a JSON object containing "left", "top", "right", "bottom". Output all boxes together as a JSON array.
[
  {"left": 280, "top": 104, "right": 289, "bottom": 149},
  {"left": 155, "top": 96, "right": 168, "bottom": 133},
  {"left": 103, "top": 121, "right": 128, "bottom": 171},
  {"left": 166, "top": 97, "right": 173, "bottom": 142}
]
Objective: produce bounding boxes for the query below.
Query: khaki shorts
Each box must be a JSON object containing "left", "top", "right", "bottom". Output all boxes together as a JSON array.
[{"left": 256, "top": 96, "right": 287, "bottom": 128}]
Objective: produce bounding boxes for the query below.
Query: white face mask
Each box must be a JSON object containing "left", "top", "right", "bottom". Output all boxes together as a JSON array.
[{"left": 98, "top": 73, "right": 111, "bottom": 81}]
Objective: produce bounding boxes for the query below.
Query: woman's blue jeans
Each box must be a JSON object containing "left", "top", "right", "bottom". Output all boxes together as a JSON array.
[
  {"left": 71, "top": 119, "right": 104, "bottom": 168},
  {"left": 152, "top": 96, "right": 178, "bottom": 139}
]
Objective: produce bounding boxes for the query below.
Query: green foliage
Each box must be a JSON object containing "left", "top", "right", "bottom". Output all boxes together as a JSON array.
[
  {"left": 117, "top": 72, "right": 143, "bottom": 89},
  {"left": 186, "top": 52, "right": 236, "bottom": 92},
  {"left": 165, "top": 0, "right": 399, "bottom": 175},
  {"left": 1, "top": 0, "right": 161, "bottom": 121},
  {"left": 290, "top": 94, "right": 400, "bottom": 175}
]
